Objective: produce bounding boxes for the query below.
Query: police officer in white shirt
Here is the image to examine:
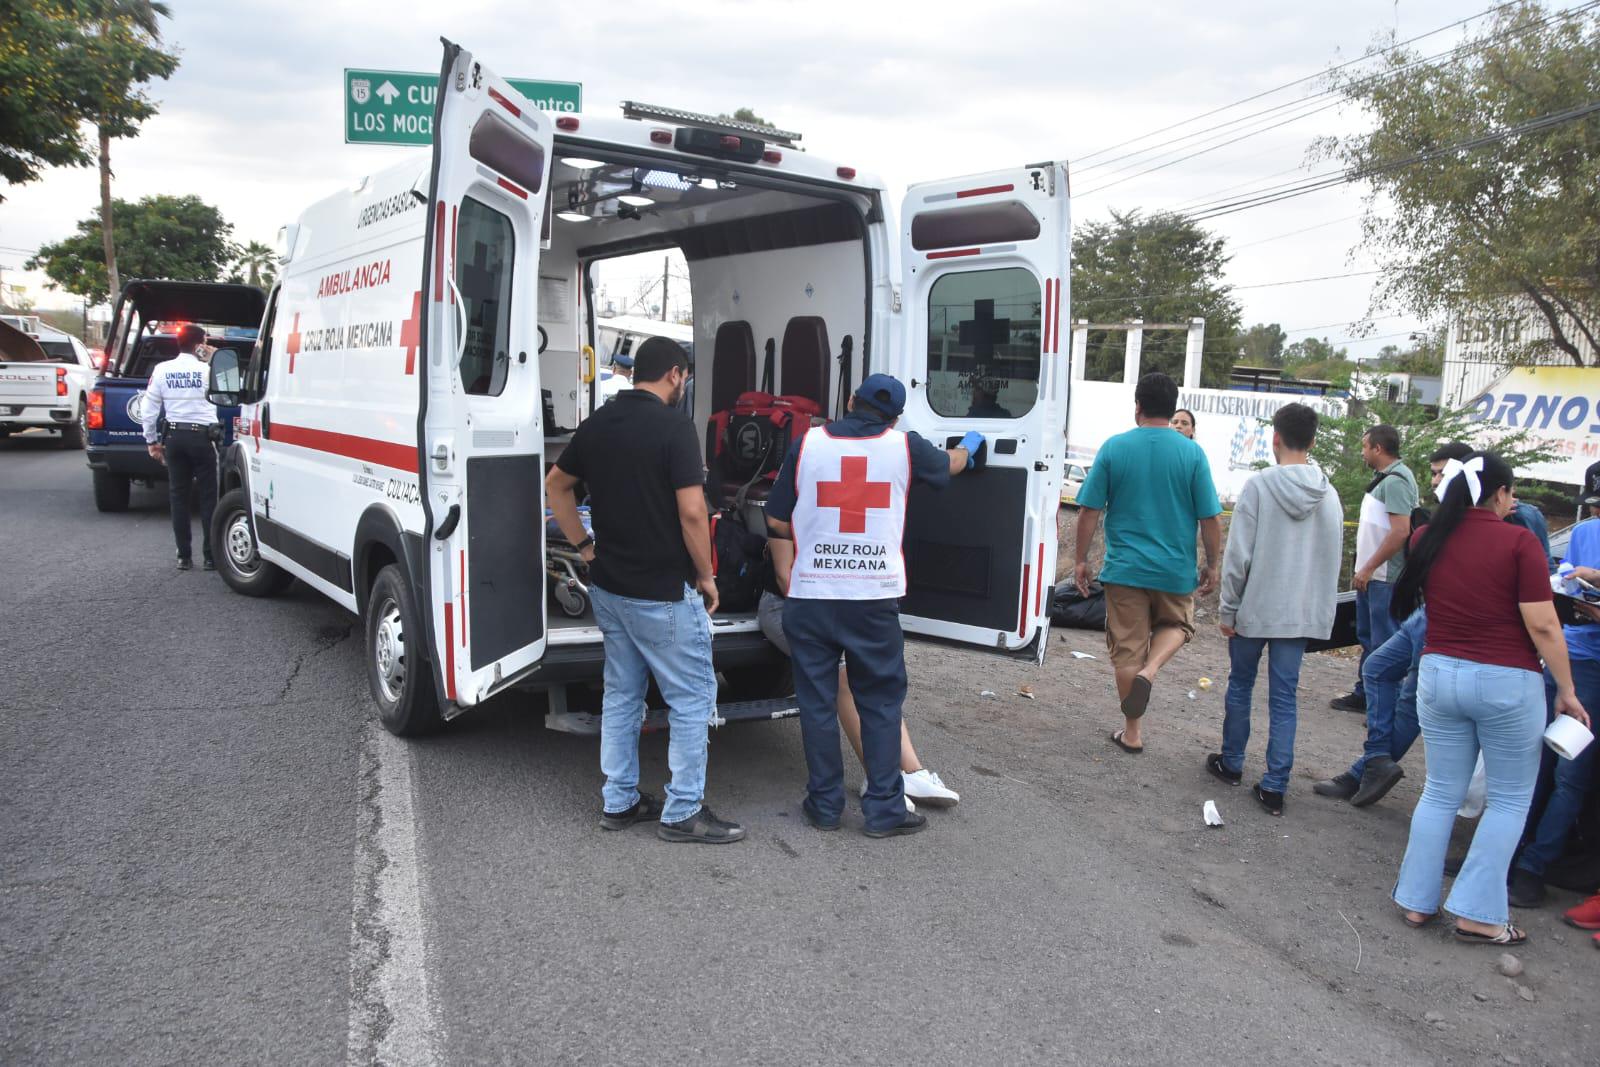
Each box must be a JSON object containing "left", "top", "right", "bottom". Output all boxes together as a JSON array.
[
  {"left": 142, "top": 324, "right": 220, "bottom": 570},
  {"left": 764, "top": 374, "right": 983, "bottom": 837}
]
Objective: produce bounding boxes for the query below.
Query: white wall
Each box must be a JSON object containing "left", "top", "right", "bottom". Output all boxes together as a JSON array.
[
  {"left": 1065, "top": 378, "right": 1347, "bottom": 503},
  {"left": 688, "top": 239, "right": 866, "bottom": 426}
]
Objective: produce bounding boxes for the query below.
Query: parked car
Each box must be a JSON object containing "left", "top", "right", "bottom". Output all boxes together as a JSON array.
[{"left": 1061, "top": 462, "right": 1088, "bottom": 505}]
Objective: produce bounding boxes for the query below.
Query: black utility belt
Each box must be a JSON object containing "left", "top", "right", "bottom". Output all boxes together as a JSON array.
[{"left": 167, "top": 422, "right": 215, "bottom": 432}]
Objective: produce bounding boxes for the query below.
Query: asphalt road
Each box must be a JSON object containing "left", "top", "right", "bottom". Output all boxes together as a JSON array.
[{"left": 2, "top": 432, "right": 1595, "bottom": 1065}]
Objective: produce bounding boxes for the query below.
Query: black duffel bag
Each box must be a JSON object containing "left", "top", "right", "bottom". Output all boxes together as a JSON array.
[{"left": 1050, "top": 579, "right": 1106, "bottom": 630}]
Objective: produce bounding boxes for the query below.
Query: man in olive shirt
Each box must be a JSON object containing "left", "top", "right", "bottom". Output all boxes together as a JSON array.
[
  {"left": 546, "top": 337, "right": 744, "bottom": 845},
  {"left": 1331, "top": 424, "right": 1416, "bottom": 713}
]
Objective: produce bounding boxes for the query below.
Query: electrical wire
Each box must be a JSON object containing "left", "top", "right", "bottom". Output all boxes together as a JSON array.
[{"left": 1074, "top": 0, "right": 1526, "bottom": 164}]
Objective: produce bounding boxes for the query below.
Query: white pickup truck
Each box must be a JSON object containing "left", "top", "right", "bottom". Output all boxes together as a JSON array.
[{"left": 0, "top": 316, "right": 96, "bottom": 449}]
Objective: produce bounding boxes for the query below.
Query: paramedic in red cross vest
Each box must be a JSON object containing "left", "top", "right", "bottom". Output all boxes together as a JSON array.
[
  {"left": 764, "top": 373, "right": 983, "bottom": 837},
  {"left": 141, "top": 324, "right": 220, "bottom": 571}
]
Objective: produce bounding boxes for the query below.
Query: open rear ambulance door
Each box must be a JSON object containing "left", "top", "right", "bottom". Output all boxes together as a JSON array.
[
  {"left": 419, "top": 42, "right": 554, "bottom": 710},
  {"left": 894, "top": 164, "right": 1070, "bottom": 662}
]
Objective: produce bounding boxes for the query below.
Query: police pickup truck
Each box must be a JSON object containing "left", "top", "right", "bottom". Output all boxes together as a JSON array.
[
  {"left": 0, "top": 317, "right": 96, "bottom": 448},
  {"left": 85, "top": 280, "right": 264, "bottom": 511}
]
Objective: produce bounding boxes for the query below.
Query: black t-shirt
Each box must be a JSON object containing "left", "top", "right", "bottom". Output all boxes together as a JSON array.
[{"left": 555, "top": 389, "right": 704, "bottom": 601}]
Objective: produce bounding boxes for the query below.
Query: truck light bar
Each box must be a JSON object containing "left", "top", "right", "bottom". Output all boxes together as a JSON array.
[{"left": 619, "top": 101, "right": 802, "bottom": 148}]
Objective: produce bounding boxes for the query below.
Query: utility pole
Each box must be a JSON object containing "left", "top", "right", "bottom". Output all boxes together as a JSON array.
[{"left": 660, "top": 256, "right": 669, "bottom": 322}]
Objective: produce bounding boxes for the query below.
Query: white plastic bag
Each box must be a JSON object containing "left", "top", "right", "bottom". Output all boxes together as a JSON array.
[{"left": 1457, "top": 754, "right": 1487, "bottom": 818}]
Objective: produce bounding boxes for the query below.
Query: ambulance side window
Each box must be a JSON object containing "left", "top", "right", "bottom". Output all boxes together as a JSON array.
[
  {"left": 456, "top": 196, "right": 514, "bottom": 397},
  {"left": 925, "top": 267, "right": 1041, "bottom": 420}
]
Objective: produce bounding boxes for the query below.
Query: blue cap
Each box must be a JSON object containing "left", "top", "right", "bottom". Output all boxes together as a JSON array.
[
  {"left": 854, "top": 373, "right": 906, "bottom": 418},
  {"left": 613, "top": 353, "right": 635, "bottom": 369}
]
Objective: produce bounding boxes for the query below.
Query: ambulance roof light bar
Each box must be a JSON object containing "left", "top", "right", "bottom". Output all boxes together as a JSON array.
[{"left": 619, "top": 101, "right": 803, "bottom": 149}]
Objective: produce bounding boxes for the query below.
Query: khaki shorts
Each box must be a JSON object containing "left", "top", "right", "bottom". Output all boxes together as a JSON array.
[{"left": 1103, "top": 583, "right": 1196, "bottom": 670}]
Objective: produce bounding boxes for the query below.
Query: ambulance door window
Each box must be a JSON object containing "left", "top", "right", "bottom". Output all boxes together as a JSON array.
[
  {"left": 246, "top": 289, "right": 278, "bottom": 398},
  {"left": 456, "top": 196, "right": 515, "bottom": 397},
  {"left": 925, "top": 267, "right": 1041, "bottom": 420}
]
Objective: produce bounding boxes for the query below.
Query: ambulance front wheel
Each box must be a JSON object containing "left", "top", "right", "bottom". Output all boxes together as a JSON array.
[
  {"left": 366, "top": 563, "right": 443, "bottom": 736},
  {"left": 211, "top": 489, "right": 294, "bottom": 597}
]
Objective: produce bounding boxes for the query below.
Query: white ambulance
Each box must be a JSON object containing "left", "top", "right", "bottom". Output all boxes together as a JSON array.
[{"left": 206, "top": 41, "right": 1069, "bottom": 736}]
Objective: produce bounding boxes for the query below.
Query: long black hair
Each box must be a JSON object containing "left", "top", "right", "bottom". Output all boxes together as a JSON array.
[{"left": 1391, "top": 450, "right": 1514, "bottom": 620}]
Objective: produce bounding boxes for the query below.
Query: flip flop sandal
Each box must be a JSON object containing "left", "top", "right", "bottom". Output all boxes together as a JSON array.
[
  {"left": 1453, "top": 924, "right": 1527, "bottom": 946},
  {"left": 1110, "top": 729, "right": 1144, "bottom": 754},
  {"left": 1401, "top": 911, "right": 1437, "bottom": 929},
  {"left": 1121, "top": 676, "right": 1153, "bottom": 720}
]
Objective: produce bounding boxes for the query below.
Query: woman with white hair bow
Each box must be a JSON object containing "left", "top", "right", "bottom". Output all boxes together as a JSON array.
[{"left": 1389, "top": 451, "right": 1589, "bottom": 946}]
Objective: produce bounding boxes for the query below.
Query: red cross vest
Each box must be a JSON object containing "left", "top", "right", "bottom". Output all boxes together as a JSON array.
[{"left": 787, "top": 425, "right": 911, "bottom": 600}]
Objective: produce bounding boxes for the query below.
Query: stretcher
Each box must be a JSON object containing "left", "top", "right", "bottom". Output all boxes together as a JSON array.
[{"left": 545, "top": 506, "right": 593, "bottom": 619}]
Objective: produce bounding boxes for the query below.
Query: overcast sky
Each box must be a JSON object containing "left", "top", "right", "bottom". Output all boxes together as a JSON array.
[{"left": 0, "top": 0, "right": 1500, "bottom": 356}]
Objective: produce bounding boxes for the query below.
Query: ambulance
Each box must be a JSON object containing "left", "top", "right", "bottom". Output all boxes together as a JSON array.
[{"left": 206, "top": 41, "right": 1069, "bottom": 736}]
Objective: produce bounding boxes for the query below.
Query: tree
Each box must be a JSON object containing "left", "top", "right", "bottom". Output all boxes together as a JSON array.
[
  {"left": 230, "top": 241, "right": 277, "bottom": 289},
  {"left": 1281, "top": 336, "right": 1353, "bottom": 387},
  {"left": 1071, "top": 210, "right": 1241, "bottom": 385},
  {"left": 0, "top": 2, "right": 99, "bottom": 192},
  {"left": 1315, "top": 1, "right": 1600, "bottom": 367},
  {"left": 1309, "top": 397, "right": 1557, "bottom": 529},
  {"left": 82, "top": 2, "right": 180, "bottom": 300},
  {"left": 27, "top": 194, "right": 233, "bottom": 304},
  {"left": 1232, "top": 322, "right": 1287, "bottom": 366},
  {"left": 721, "top": 107, "right": 774, "bottom": 128}
]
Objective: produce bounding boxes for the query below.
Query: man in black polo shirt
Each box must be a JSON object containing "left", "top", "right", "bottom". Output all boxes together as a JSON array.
[{"left": 546, "top": 337, "right": 744, "bottom": 844}]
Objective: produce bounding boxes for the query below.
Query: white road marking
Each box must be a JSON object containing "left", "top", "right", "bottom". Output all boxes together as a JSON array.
[{"left": 347, "top": 721, "right": 443, "bottom": 1066}]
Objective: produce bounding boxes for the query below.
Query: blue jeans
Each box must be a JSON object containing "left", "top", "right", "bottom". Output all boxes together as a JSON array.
[
  {"left": 591, "top": 583, "right": 717, "bottom": 824},
  {"left": 1393, "top": 655, "right": 1544, "bottom": 926},
  {"left": 1220, "top": 636, "right": 1306, "bottom": 793},
  {"left": 1353, "top": 579, "right": 1397, "bottom": 699},
  {"left": 1514, "top": 658, "right": 1600, "bottom": 876},
  {"left": 1351, "top": 608, "right": 1426, "bottom": 780},
  {"left": 784, "top": 597, "right": 908, "bottom": 832}
]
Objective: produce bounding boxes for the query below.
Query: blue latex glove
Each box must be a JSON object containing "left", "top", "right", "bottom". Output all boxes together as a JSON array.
[{"left": 959, "top": 430, "right": 985, "bottom": 468}]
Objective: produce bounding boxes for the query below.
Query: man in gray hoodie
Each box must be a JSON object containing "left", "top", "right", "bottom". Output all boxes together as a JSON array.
[{"left": 1206, "top": 403, "right": 1343, "bottom": 816}]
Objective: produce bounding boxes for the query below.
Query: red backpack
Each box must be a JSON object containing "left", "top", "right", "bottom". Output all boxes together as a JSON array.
[{"left": 707, "top": 391, "right": 822, "bottom": 504}]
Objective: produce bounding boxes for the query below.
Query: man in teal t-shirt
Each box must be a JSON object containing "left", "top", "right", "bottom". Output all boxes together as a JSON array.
[{"left": 1074, "top": 372, "right": 1223, "bottom": 753}]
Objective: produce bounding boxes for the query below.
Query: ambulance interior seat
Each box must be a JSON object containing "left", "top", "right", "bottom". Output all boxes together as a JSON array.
[
  {"left": 709, "top": 320, "right": 757, "bottom": 414},
  {"left": 780, "top": 316, "right": 830, "bottom": 412}
]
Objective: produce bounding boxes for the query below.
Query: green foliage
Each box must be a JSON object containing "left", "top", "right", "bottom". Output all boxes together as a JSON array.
[
  {"left": 27, "top": 194, "right": 234, "bottom": 303},
  {"left": 721, "top": 107, "right": 775, "bottom": 128},
  {"left": 1071, "top": 210, "right": 1241, "bottom": 386},
  {"left": 1314, "top": 1, "right": 1600, "bottom": 367},
  {"left": 1281, "top": 336, "right": 1353, "bottom": 387},
  {"left": 0, "top": 1, "right": 177, "bottom": 197},
  {"left": 1309, "top": 397, "right": 1559, "bottom": 527},
  {"left": 228, "top": 241, "right": 277, "bottom": 289},
  {"left": 1232, "top": 322, "right": 1287, "bottom": 367}
]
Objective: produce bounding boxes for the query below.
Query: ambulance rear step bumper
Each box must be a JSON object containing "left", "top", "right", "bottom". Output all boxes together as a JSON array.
[{"left": 545, "top": 697, "right": 800, "bottom": 736}]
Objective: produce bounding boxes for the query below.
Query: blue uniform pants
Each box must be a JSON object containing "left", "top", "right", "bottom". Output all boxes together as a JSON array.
[{"left": 783, "top": 597, "right": 908, "bottom": 831}]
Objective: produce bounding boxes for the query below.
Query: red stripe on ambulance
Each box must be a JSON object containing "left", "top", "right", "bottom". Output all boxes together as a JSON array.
[{"left": 266, "top": 421, "right": 418, "bottom": 473}]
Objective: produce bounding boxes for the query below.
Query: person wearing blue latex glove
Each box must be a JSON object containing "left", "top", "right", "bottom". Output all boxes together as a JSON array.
[
  {"left": 763, "top": 373, "right": 977, "bottom": 838},
  {"left": 959, "top": 430, "right": 986, "bottom": 468}
]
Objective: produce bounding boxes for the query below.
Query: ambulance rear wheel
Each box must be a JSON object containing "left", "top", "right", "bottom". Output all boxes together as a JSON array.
[
  {"left": 366, "top": 563, "right": 442, "bottom": 736},
  {"left": 212, "top": 489, "right": 294, "bottom": 596}
]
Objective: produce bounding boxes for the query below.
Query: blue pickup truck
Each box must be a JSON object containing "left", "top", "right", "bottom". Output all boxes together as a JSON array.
[{"left": 86, "top": 280, "right": 265, "bottom": 512}]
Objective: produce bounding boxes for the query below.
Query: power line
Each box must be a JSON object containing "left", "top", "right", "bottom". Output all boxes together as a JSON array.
[
  {"left": 1074, "top": 1, "right": 1525, "bottom": 164},
  {"left": 1183, "top": 97, "right": 1600, "bottom": 222},
  {"left": 1229, "top": 214, "right": 1364, "bottom": 250},
  {"left": 1074, "top": 1, "right": 1600, "bottom": 195},
  {"left": 1075, "top": 268, "right": 1382, "bottom": 306}
]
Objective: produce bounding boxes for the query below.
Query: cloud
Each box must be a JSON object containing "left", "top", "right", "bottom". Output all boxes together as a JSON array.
[{"left": 1, "top": 0, "right": 1473, "bottom": 352}]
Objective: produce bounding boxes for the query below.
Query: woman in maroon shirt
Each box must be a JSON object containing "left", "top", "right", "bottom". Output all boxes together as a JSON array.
[{"left": 1389, "top": 452, "right": 1588, "bottom": 945}]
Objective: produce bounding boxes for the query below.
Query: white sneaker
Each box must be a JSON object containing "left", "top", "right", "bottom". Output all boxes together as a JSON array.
[
  {"left": 858, "top": 780, "right": 918, "bottom": 812},
  {"left": 903, "top": 769, "right": 960, "bottom": 807}
]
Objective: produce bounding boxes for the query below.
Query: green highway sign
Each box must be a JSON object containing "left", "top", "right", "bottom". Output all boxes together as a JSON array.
[{"left": 344, "top": 69, "right": 582, "bottom": 146}]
